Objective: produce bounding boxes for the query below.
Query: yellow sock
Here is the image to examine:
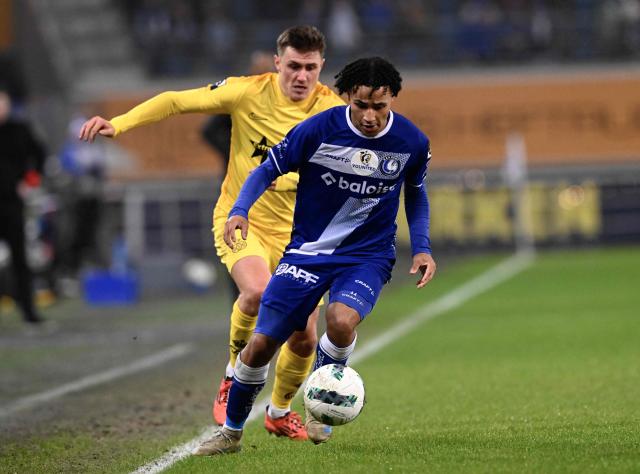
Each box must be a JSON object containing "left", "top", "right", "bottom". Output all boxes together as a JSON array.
[
  {"left": 228, "top": 301, "right": 257, "bottom": 367},
  {"left": 271, "top": 342, "right": 314, "bottom": 410}
]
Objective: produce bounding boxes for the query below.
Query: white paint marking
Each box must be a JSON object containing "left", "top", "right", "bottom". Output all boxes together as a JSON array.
[
  {"left": 0, "top": 343, "right": 194, "bottom": 419},
  {"left": 133, "top": 251, "right": 534, "bottom": 473}
]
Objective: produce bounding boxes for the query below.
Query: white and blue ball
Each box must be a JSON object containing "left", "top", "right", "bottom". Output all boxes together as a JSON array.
[{"left": 303, "top": 364, "right": 365, "bottom": 426}]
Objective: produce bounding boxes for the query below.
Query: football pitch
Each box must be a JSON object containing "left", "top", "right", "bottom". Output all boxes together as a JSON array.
[{"left": 2, "top": 247, "right": 639, "bottom": 473}]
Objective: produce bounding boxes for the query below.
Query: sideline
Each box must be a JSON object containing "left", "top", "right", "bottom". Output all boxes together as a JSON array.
[
  {"left": 0, "top": 343, "right": 194, "bottom": 419},
  {"left": 132, "top": 251, "right": 534, "bottom": 474}
]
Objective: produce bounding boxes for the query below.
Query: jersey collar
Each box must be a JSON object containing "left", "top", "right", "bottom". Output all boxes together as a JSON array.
[{"left": 345, "top": 106, "right": 394, "bottom": 139}]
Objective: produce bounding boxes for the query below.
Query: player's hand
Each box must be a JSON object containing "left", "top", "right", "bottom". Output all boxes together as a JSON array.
[
  {"left": 78, "top": 116, "right": 115, "bottom": 142},
  {"left": 410, "top": 253, "right": 436, "bottom": 289},
  {"left": 224, "top": 215, "right": 249, "bottom": 249}
]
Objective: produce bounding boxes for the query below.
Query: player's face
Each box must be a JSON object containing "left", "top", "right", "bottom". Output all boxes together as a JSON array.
[
  {"left": 348, "top": 86, "right": 394, "bottom": 137},
  {"left": 274, "top": 47, "right": 324, "bottom": 102}
]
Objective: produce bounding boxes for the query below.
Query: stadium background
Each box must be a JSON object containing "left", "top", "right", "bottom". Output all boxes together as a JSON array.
[
  {"left": 3, "top": 0, "right": 640, "bottom": 280},
  {"left": 1, "top": 1, "right": 639, "bottom": 472}
]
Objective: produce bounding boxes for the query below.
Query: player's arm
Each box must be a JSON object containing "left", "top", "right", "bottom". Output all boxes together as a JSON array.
[
  {"left": 79, "top": 82, "right": 242, "bottom": 142},
  {"left": 224, "top": 157, "right": 282, "bottom": 247},
  {"left": 405, "top": 183, "right": 436, "bottom": 288},
  {"left": 405, "top": 144, "right": 436, "bottom": 288},
  {"left": 225, "top": 118, "right": 315, "bottom": 245}
]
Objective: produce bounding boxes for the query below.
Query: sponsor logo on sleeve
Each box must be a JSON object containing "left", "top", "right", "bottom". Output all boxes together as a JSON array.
[{"left": 210, "top": 79, "right": 227, "bottom": 90}]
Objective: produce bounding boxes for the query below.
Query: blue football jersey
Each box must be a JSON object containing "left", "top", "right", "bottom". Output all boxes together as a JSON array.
[{"left": 268, "top": 105, "right": 431, "bottom": 263}]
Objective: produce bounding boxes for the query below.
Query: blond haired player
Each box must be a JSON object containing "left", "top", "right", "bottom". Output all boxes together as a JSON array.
[{"left": 79, "top": 25, "right": 344, "bottom": 440}]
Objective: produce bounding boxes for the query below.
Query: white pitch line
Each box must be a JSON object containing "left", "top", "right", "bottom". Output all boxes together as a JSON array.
[
  {"left": 0, "top": 343, "right": 195, "bottom": 419},
  {"left": 133, "top": 251, "right": 534, "bottom": 474}
]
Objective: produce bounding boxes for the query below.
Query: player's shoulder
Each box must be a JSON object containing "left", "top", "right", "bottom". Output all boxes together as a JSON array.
[
  {"left": 313, "top": 82, "right": 345, "bottom": 106},
  {"left": 300, "top": 104, "right": 346, "bottom": 131},
  {"left": 207, "top": 73, "right": 273, "bottom": 93},
  {"left": 391, "top": 111, "right": 429, "bottom": 147}
]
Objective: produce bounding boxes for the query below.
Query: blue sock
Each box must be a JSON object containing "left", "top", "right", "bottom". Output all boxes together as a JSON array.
[
  {"left": 225, "top": 377, "right": 265, "bottom": 430},
  {"left": 313, "top": 333, "right": 357, "bottom": 372},
  {"left": 225, "top": 358, "right": 269, "bottom": 430}
]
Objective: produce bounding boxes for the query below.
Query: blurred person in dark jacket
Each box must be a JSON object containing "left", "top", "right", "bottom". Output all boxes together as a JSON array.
[
  {"left": 0, "top": 87, "right": 47, "bottom": 324},
  {"left": 57, "top": 115, "right": 107, "bottom": 277}
]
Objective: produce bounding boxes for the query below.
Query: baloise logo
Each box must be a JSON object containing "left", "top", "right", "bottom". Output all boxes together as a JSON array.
[{"left": 321, "top": 172, "right": 396, "bottom": 195}]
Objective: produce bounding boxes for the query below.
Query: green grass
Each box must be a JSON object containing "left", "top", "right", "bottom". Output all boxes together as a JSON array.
[
  {"left": 170, "top": 247, "right": 640, "bottom": 474},
  {"left": 1, "top": 247, "right": 639, "bottom": 473}
]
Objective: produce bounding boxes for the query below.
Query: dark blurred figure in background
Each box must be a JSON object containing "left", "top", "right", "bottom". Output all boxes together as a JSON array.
[
  {"left": 56, "top": 114, "right": 107, "bottom": 282},
  {"left": 0, "top": 87, "right": 47, "bottom": 324}
]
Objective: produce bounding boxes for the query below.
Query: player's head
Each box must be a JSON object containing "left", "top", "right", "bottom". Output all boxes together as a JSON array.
[
  {"left": 274, "top": 25, "right": 326, "bottom": 102},
  {"left": 335, "top": 57, "right": 402, "bottom": 137}
]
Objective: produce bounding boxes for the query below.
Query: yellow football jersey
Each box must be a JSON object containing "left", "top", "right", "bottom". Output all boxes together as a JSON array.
[{"left": 110, "top": 73, "right": 345, "bottom": 235}]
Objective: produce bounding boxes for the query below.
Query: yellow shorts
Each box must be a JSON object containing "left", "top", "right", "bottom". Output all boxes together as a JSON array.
[
  {"left": 212, "top": 205, "right": 289, "bottom": 274},
  {"left": 212, "top": 206, "right": 325, "bottom": 308}
]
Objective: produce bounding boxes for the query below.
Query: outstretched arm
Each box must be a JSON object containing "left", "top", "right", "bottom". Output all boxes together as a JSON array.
[
  {"left": 79, "top": 86, "right": 234, "bottom": 142},
  {"left": 404, "top": 183, "right": 436, "bottom": 288},
  {"left": 224, "top": 158, "right": 281, "bottom": 248}
]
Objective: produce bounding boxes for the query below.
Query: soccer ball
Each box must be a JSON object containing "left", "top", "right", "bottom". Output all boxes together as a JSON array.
[{"left": 303, "top": 364, "right": 365, "bottom": 426}]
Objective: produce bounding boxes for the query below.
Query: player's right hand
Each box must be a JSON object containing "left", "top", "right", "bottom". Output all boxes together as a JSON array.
[
  {"left": 224, "top": 215, "right": 249, "bottom": 249},
  {"left": 78, "top": 116, "right": 115, "bottom": 142}
]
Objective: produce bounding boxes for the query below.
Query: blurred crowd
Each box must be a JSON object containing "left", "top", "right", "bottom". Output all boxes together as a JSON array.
[{"left": 119, "top": 0, "right": 640, "bottom": 76}]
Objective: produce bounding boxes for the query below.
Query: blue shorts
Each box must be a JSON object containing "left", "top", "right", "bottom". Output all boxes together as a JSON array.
[{"left": 255, "top": 257, "right": 392, "bottom": 343}]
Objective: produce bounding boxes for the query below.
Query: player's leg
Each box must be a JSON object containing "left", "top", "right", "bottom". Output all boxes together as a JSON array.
[
  {"left": 194, "top": 266, "right": 326, "bottom": 456},
  {"left": 212, "top": 205, "right": 273, "bottom": 424},
  {"left": 193, "top": 331, "right": 281, "bottom": 456},
  {"left": 316, "top": 302, "right": 360, "bottom": 368},
  {"left": 210, "top": 255, "right": 271, "bottom": 424},
  {"left": 305, "top": 262, "right": 391, "bottom": 444},
  {"left": 265, "top": 308, "right": 319, "bottom": 440},
  {"left": 316, "top": 261, "right": 391, "bottom": 370},
  {"left": 263, "top": 234, "right": 320, "bottom": 439}
]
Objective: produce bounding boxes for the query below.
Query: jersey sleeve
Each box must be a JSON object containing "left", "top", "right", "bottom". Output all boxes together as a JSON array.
[
  {"left": 267, "top": 118, "right": 320, "bottom": 174},
  {"left": 405, "top": 138, "right": 431, "bottom": 188},
  {"left": 110, "top": 78, "right": 250, "bottom": 136}
]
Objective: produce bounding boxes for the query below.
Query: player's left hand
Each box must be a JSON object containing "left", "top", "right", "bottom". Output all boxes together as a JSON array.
[
  {"left": 410, "top": 253, "right": 436, "bottom": 289},
  {"left": 224, "top": 215, "right": 249, "bottom": 249}
]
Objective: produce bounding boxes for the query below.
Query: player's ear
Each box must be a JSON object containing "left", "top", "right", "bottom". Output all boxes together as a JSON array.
[{"left": 274, "top": 54, "right": 281, "bottom": 72}]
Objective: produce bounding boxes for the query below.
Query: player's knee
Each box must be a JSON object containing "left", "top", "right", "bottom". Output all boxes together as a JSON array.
[
  {"left": 241, "top": 334, "right": 279, "bottom": 367},
  {"left": 237, "top": 287, "right": 264, "bottom": 314},
  {"left": 325, "top": 316, "right": 357, "bottom": 345}
]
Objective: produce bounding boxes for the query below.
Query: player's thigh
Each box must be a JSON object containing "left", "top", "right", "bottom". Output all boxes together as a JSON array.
[
  {"left": 328, "top": 262, "right": 392, "bottom": 320},
  {"left": 230, "top": 256, "right": 271, "bottom": 295},
  {"left": 252, "top": 225, "right": 289, "bottom": 274},
  {"left": 213, "top": 208, "right": 271, "bottom": 291},
  {"left": 256, "top": 262, "right": 331, "bottom": 343},
  {"left": 258, "top": 227, "right": 326, "bottom": 310}
]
